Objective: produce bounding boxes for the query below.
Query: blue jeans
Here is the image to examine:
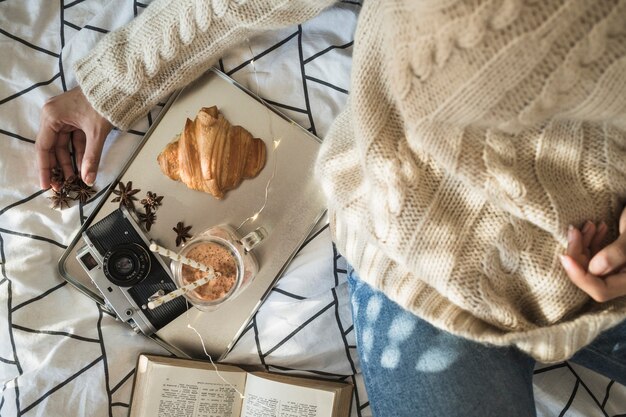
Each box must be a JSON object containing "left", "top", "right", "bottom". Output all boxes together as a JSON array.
[{"left": 347, "top": 269, "right": 626, "bottom": 417}]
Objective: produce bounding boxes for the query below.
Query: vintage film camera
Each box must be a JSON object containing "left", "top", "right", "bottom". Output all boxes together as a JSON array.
[{"left": 76, "top": 207, "right": 188, "bottom": 336}]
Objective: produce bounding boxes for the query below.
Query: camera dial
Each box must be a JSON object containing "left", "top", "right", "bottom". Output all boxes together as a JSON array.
[{"left": 103, "top": 243, "right": 151, "bottom": 287}]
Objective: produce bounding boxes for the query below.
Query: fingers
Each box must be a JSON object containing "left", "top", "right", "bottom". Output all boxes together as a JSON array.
[
  {"left": 72, "top": 87, "right": 112, "bottom": 186},
  {"left": 602, "top": 273, "right": 626, "bottom": 300},
  {"left": 566, "top": 226, "right": 586, "bottom": 267},
  {"left": 560, "top": 255, "right": 626, "bottom": 302},
  {"left": 37, "top": 149, "right": 55, "bottom": 190},
  {"left": 563, "top": 219, "right": 626, "bottom": 302},
  {"left": 580, "top": 221, "right": 595, "bottom": 249},
  {"left": 590, "top": 222, "right": 608, "bottom": 255},
  {"left": 55, "top": 132, "right": 74, "bottom": 181},
  {"left": 588, "top": 232, "right": 626, "bottom": 276},
  {"left": 35, "top": 120, "right": 58, "bottom": 190},
  {"left": 36, "top": 97, "right": 67, "bottom": 190},
  {"left": 80, "top": 129, "right": 107, "bottom": 186},
  {"left": 72, "top": 130, "right": 87, "bottom": 177},
  {"left": 560, "top": 255, "right": 606, "bottom": 301},
  {"left": 36, "top": 87, "right": 112, "bottom": 189}
]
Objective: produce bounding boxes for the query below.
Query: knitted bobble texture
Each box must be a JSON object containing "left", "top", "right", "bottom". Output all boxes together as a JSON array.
[{"left": 317, "top": 0, "right": 626, "bottom": 362}]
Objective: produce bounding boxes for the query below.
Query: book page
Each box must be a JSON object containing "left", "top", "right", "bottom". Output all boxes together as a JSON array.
[
  {"left": 241, "top": 374, "right": 335, "bottom": 417},
  {"left": 134, "top": 361, "right": 247, "bottom": 417}
]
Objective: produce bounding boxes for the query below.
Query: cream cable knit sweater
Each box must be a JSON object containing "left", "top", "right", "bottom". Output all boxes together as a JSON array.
[
  {"left": 75, "top": 0, "right": 626, "bottom": 362},
  {"left": 75, "top": 0, "right": 335, "bottom": 129}
]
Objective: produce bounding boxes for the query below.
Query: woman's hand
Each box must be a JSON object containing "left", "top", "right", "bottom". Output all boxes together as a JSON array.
[
  {"left": 36, "top": 87, "right": 113, "bottom": 190},
  {"left": 560, "top": 208, "right": 626, "bottom": 302}
]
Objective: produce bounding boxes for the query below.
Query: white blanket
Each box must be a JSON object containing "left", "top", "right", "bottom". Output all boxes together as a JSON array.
[{"left": 0, "top": 1, "right": 624, "bottom": 416}]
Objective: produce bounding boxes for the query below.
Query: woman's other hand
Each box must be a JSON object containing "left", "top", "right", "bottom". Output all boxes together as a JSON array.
[
  {"left": 560, "top": 208, "right": 626, "bottom": 302},
  {"left": 36, "top": 87, "right": 112, "bottom": 190}
]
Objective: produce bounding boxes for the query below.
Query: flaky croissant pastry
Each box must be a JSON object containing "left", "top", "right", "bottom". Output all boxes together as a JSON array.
[{"left": 157, "top": 106, "right": 266, "bottom": 199}]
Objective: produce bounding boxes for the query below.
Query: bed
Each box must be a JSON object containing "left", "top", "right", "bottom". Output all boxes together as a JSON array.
[{"left": 1, "top": 1, "right": 625, "bottom": 416}]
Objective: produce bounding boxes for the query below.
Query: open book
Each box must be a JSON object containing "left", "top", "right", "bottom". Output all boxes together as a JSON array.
[{"left": 129, "top": 354, "right": 353, "bottom": 417}]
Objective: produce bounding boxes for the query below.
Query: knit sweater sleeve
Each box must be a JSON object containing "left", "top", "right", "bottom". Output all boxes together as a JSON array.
[{"left": 74, "top": 0, "right": 335, "bottom": 130}]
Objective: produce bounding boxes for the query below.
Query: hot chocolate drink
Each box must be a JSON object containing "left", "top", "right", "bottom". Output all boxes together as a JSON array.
[{"left": 181, "top": 241, "right": 237, "bottom": 301}]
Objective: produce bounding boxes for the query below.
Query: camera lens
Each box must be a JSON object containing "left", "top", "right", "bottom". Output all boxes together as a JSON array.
[
  {"left": 103, "top": 243, "right": 151, "bottom": 287},
  {"left": 112, "top": 255, "right": 134, "bottom": 275}
]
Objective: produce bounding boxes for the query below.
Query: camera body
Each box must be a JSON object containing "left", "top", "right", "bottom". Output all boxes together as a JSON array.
[{"left": 76, "top": 207, "right": 188, "bottom": 336}]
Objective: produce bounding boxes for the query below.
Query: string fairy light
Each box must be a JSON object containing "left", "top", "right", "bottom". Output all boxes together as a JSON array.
[
  {"left": 237, "top": 139, "right": 281, "bottom": 231},
  {"left": 236, "top": 39, "right": 282, "bottom": 232},
  {"left": 147, "top": 240, "right": 245, "bottom": 398},
  {"left": 184, "top": 300, "right": 246, "bottom": 399},
  {"left": 161, "top": 38, "right": 287, "bottom": 402}
]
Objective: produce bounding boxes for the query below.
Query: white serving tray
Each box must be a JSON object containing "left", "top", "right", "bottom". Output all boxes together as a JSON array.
[{"left": 59, "top": 69, "right": 327, "bottom": 360}]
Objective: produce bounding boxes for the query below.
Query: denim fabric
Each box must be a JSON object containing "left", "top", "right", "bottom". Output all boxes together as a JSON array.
[{"left": 347, "top": 269, "right": 626, "bottom": 417}]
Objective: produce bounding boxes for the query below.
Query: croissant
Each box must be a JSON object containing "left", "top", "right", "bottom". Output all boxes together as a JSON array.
[{"left": 157, "top": 106, "right": 266, "bottom": 199}]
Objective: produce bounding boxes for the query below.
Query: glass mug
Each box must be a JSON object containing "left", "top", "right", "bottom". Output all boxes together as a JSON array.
[{"left": 171, "top": 225, "right": 266, "bottom": 311}]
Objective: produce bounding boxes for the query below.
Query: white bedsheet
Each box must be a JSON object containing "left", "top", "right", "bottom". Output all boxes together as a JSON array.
[{"left": 1, "top": 1, "right": 624, "bottom": 416}]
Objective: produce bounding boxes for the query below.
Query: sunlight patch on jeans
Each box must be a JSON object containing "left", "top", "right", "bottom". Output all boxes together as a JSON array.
[
  {"left": 387, "top": 310, "right": 416, "bottom": 342},
  {"left": 365, "top": 294, "right": 383, "bottom": 322},
  {"left": 361, "top": 327, "right": 374, "bottom": 359},
  {"left": 380, "top": 347, "right": 400, "bottom": 368},
  {"left": 415, "top": 346, "right": 460, "bottom": 373}
]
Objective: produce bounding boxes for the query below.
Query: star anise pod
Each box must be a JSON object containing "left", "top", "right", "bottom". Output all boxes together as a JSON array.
[
  {"left": 141, "top": 191, "right": 163, "bottom": 212},
  {"left": 138, "top": 208, "right": 157, "bottom": 231},
  {"left": 61, "top": 175, "right": 78, "bottom": 194},
  {"left": 70, "top": 178, "right": 96, "bottom": 204},
  {"left": 50, "top": 167, "right": 64, "bottom": 186},
  {"left": 48, "top": 189, "right": 71, "bottom": 210},
  {"left": 111, "top": 181, "right": 140, "bottom": 211},
  {"left": 173, "top": 221, "right": 192, "bottom": 246}
]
